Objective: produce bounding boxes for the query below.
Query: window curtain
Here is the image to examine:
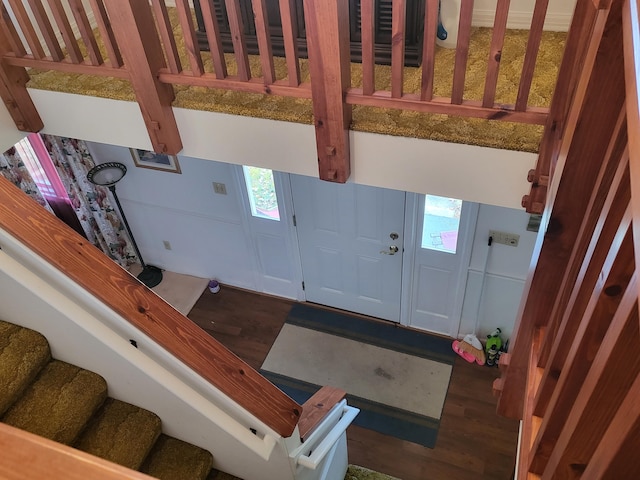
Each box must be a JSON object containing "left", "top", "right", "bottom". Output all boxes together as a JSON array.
[
  {"left": 42, "top": 135, "right": 138, "bottom": 267},
  {"left": 0, "top": 146, "right": 54, "bottom": 213}
]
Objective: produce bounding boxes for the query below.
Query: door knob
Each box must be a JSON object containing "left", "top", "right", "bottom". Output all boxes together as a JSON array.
[{"left": 380, "top": 245, "right": 399, "bottom": 255}]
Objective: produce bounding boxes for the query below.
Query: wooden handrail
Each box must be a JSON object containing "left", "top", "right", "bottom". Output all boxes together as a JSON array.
[
  {"left": 0, "top": 423, "right": 152, "bottom": 479},
  {"left": 298, "top": 386, "right": 346, "bottom": 441},
  {"left": 0, "top": 176, "right": 302, "bottom": 437}
]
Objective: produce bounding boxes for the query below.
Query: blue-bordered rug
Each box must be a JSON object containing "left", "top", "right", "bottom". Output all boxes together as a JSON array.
[{"left": 260, "top": 303, "right": 456, "bottom": 448}]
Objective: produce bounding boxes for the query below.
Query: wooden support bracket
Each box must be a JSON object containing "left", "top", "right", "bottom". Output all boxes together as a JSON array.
[
  {"left": 0, "top": 27, "right": 43, "bottom": 133},
  {"left": 103, "top": 0, "right": 182, "bottom": 155},
  {"left": 303, "top": 0, "right": 352, "bottom": 183}
]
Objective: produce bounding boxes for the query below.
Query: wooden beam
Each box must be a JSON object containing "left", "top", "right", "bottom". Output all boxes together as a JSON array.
[
  {"left": 0, "top": 23, "right": 43, "bottom": 132},
  {"left": 103, "top": 0, "right": 182, "bottom": 155},
  {"left": 303, "top": 0, "right": 352, "bottom": 183}
]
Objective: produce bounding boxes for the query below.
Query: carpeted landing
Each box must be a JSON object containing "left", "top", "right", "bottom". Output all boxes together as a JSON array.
[{"left": 0, "top": 319, "right": 393, "bottom": 480}]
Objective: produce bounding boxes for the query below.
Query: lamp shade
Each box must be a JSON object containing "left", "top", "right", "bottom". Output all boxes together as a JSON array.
[{"left": 87, "top": 162, "right": 127, "bottom": 187}]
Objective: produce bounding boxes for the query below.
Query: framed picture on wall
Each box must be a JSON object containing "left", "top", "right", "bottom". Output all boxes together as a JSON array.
[{"left": 130, "top": 148, "right": 181, "bottom": 174}]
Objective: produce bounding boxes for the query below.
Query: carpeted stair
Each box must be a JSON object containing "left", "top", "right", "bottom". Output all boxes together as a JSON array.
[
  {"left": 0, "top": 319, "right": 224, "bottom": 480},
  {"left": 0, "top": 319, "right": 395, "bottom": 480}
]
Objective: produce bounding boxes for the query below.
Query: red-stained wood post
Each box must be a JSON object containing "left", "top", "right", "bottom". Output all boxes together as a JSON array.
[
  {"left": 302, "top": 0, "right": 352, "bottom": 183},
  {"left": 0, "top": 24, "right": 43, "bottom": 132},
  {"left": 103, "top": 0, "right": 182, "bottom": 155}
]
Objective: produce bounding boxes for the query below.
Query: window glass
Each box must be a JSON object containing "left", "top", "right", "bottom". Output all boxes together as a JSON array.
[
  {"left": 243, "top": 166, "right": 280, "bottom": 221},
  {"left": 421, "top": 195, "right": 462, "bottom": 253}
]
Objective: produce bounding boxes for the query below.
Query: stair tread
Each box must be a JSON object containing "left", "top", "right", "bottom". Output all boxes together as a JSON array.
[
  {"left": 141, "top": 434, "right": 214, "bottom": 480},
  {"left": 0, "top": 321, "right": 51, "bottom": 416},
  {"left": 75, "top": 397, "right": 162, "bottom": 470},
  {"left": 1, "top": 359, "right": 107, "bottom": 445}
]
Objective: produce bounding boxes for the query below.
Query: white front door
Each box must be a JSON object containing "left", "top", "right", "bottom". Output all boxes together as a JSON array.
[
  {"left": 290, "top": 175, "right": 405, "bottom": 322},
  {"left": 405, "top": 195, "right": 477, "bottom": 336}
]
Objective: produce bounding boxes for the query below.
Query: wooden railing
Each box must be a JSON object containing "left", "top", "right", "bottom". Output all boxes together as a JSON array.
[
  {"left": 496, "top": 0, "right": 640, "bottom": 477},
  {"left": 0, "top": 175, "right": 302, "bottom": 438},
  {"left": 0, "top": 0, "right": 558, "bottom": 183},
  {"left": 0, "top": 423, "right": 151, "bottom": 480}
]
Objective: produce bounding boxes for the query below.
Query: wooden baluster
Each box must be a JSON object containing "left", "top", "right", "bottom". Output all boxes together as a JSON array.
[
  {"left": 0, "top": 4, "right": 26, "bottom": 57},
  {"left": 303, "top": 0, "right": 352, "bottom": 183},
  {"left": 68, "top": 0, "right": 103, "bottom": 65},
  {"left": 150, "top": 0, "right": 182, "bottom": 74},
  {"left": 5, "top": 0, "right": 45, "bottom": 59},
  {"left": 390, "top": 0, "right": 406, "bottom": 98},
  {"left": 540, "top": 271, "right": 639, "bottom": 478},
  {"left": 88, "top": 0, "right": 123, "bottom": 68},
  {"left": 530, "top": 218, "right": 635, "bottom": 474},
  {"left": 0, "top": 20, "right": 43, "bottom": 132},
  {"left": 361, "top": 0, "right": 375, "bottom": 96},
  {"left": 420, "top": 0, "right": 439, "bottom": 101},
  {"left": 198, "top": 0, "right": 227, "bottom": 79},
  {"left": 225, "top": 0, "right": 251, "bottom": 81},
  {"left": 451, "top": 0, "right": 474, "bottom": 104},
  {"left": 251, "top": 0, "right": 276, "bottom": 84},
  {"left": 482, "top": 0, "right": 510, "bottom": 108},
  {"left": 46, "top": 0, "right": 82, "bottom": 63},
  {"left": 499, "top": 0, "right": 622, "bottom": 421},
  {"left": 515, "top": 0, "right": 549, "bottom": 111},
  {"left": 279, "top": 0, "right": 300, "bottom": 86},
  {"left": 537, "top": 110, "right": 628, "bottom": 375},
  {"left": 25, "top": 0, "right": 63, "bottom": 61},
  {"left": 176, "top": 0, "right": 205, "bottom": 75},
  {"left": 581, "top": 363, "right": 640, "bottom": 478},
  {"left": 103, "top": 0, "right": 182, "bottom": 155}
]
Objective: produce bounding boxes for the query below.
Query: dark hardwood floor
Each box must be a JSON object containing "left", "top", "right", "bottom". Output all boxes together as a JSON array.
[{"left": 188, "top": 286, "right": 519, "bottom": 480}]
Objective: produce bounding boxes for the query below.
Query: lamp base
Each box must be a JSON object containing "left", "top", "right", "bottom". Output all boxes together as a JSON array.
[{"left": 137, "top": 265, "right": 163, "bottom": 288}]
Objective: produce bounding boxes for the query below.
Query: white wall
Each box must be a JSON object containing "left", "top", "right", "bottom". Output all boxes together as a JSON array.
[
  {"left": 473, "top": 0, "right": 578, "bottom": 30},
  {"left": 30, "top": 90, "right": 536, "bottom": 210},
  {"left": 87, "top": 142, "right": 259, "bottom": 290},
  {"left": 458, "top": 204, "right": 538, "bottom": 343}
]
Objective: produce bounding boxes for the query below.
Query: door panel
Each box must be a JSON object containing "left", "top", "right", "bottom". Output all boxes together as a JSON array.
[
  {"left": 291, "top": 175, "right": 405, "bottom": 321},
  {"left": 408, "top": 197, "right": 477, "bottom": 335}
]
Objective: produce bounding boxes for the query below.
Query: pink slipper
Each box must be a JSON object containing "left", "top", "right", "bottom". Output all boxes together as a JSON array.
[{"left": 452, "top": 340, "right": 476, "bottom": 363}]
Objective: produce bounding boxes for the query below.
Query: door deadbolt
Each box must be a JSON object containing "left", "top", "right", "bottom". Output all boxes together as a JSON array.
[{"left": 390, "top": 232, "right": 399, "bottom": 240}]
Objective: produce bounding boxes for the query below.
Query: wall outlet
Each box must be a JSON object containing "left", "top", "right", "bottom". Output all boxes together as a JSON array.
[
  {"left": 213, "top": 182, "right": 227, "bottom": 195},
  {"left": 489, "top": 230, "right": 520, "bottom": 247},
  {"left": 163, "top": 240, "right": 172, "bottom": 250}
]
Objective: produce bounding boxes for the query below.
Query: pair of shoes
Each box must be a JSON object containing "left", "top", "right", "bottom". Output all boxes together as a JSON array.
[
  {"left": 452, "top": 340, "right": 475, "bottom": 363},
  {"left": 452, "top": 334, "right": 486, "bottom": 365}
]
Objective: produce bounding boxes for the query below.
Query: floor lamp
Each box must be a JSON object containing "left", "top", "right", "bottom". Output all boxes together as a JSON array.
[{"left": 87, "top": 161, "right": 163, "bottom": 288}]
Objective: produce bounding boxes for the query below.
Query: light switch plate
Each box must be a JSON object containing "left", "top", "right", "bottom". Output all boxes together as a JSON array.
[{"left": 489, "top": 230, "right": 520, "bottom": 247}]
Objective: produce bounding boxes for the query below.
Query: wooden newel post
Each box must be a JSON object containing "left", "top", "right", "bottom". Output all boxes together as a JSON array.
[
  {"left": 0, "top": 27, "right": 43, "bottom": 133},
  {"left": 303, "top": 0, "right": 352, "bottom": 183},
  {"left": 103, "top": 0, "right": 182, "bottom": 155}
]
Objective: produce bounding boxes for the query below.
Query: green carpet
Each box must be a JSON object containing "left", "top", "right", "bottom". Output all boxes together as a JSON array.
[{"left": 24, "top": 8, "right": 566, "bottom": 153}]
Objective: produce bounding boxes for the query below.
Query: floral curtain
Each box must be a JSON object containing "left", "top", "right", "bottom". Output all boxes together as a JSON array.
[
  {"left": 42, "top": 135, "right": 138, "bottom": 267},
  {"left": 0, "top": 147, "right": 54, "bottom": 213}
]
